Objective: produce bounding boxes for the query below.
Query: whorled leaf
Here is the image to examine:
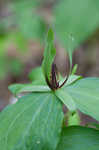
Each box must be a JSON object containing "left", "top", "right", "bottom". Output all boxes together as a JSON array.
[
  {"left": 54, "top": 75, "right": 81, "bottom": 112},
  {"left": 65, "top": 77, "right": 99, "bottom": 121},
  {"left": 0, "top": 92, "right": 63, "bottom": 150},
  {"left": 8, "top": 84, "right": 50, "bottom": 95},
  {"left": 56, "top": 126, "right": 99, "bottom": 150},
  {"left": 55, "top": 88, "right": 76, "bottom": 112}
]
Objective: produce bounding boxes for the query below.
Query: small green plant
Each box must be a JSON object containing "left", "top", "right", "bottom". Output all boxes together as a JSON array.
[{"left": 0, "top": 29, "right": 99, "bottom": 150}]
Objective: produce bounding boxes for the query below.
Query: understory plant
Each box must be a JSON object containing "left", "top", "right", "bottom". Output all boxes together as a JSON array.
[{"left": 0, "top": 29, "right": 99, "bottom": 150}]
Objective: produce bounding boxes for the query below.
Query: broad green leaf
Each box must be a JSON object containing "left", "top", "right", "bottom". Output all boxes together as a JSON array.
[
  {"left": 42, "top": 28, "right": 56, "bottom": 81},
  {"left": 65, "top": 78, "right": 99, "bottom": 121},
  {"left": 8, "top": 84, "right": 50, "bottom": 95},
  {"left": 55, "top": 88, "right": 76, "bottom": 111},
  {"left": 55, "top": 75, "right": 81, "bottom": 111},
  {"left": 54, "top": 0, "right": 99, "bottom": 64},
  {"left": 56, "top": 126, "right": 99, "bottom": 150},
  {"left": 0, "top": 92, "right": 63, "bottom": 150}
]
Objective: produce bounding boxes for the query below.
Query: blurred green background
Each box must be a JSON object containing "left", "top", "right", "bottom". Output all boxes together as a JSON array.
[{"left": 0, "top": 0, "right": 99, "bottom": 119}]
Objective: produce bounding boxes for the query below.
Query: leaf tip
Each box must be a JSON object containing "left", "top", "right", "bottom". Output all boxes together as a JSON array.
[{"left": 47, "top": 28, "right": 54, "bottom": 41}]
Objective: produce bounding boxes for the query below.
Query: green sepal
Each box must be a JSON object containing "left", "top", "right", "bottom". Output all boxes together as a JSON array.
[{"left": 42, "top": 28, "right": 56, "bottom": 82}]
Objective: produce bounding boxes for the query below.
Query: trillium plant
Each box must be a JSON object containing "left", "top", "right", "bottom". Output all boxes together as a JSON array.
[{"left": 1, "top": 29, "right": 99, "bottom": 150}]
